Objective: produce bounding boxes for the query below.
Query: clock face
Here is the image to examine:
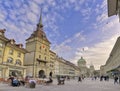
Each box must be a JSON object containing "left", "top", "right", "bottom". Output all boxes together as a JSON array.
[
  {"left": 42, "top": 45, "right": 45, "bottom": 48},
  {"left": 42, "top": 45, "right": 46, "bottom": 48}
]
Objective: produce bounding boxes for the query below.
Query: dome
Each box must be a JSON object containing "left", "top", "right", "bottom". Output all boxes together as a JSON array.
[{"left": 77, "top": 56, "right": 86, "bottom": 64}]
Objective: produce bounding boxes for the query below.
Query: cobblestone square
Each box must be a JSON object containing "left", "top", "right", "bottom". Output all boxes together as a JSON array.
[{"left": 0, "top": 78, "right": 120, "bottom": 91}]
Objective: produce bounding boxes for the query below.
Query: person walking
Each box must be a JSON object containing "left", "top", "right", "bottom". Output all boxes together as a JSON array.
[
  {"left": 114, "top": 75, "right": 118, "bottom": 84},
  {"left": 78, "top": 76, "right": 82, "bottom": 82}
]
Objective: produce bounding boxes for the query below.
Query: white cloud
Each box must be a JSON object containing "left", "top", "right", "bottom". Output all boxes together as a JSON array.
[
  {"left": 34, "top": 0, "right": 45, "bottom": 5},
  {"left": 72, "top": 35, "right": 118, "bottom": 70},
  {"left": 70, "top": 0, "right": 120, "bottom": 70},
  {"left": 74, "top": 32, "right": 85, "bottom": 38},
  {"left": 96, "top": 13, "right": 108, "bottom": 23},
  {"left": 26, "top": 12, "right": 37, "bottom": 23},
  {"left": 52, "top": 32, "right": 85, "bottom": 60},
  {"left": 1, "top": 0, "right": 120, "bottom": 71}
]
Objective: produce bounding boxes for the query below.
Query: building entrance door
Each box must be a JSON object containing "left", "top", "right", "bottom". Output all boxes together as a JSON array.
[
  {"left": 49, "top": 71, "right": 53, "bottom": 77},
  {"left": 39, "top": 70, "right": 45, "bottom": 78}
]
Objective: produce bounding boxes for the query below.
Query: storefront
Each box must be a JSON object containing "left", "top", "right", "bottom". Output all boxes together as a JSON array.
[{"left": 8, "top": 66, "right": 26, "bottom": 78}]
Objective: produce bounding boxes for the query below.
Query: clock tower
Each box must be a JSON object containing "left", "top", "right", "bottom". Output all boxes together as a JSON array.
[{"left": 24, "top": 10, "right": 51, "bottom": 78}]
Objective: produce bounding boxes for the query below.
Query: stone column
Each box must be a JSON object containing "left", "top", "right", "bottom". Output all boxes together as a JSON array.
[
  {"left": 3, "top": 67, "right": 9, "bottom": 78},
  {"left": 23, "top": 68, "right": 26, "bottom": 78}
]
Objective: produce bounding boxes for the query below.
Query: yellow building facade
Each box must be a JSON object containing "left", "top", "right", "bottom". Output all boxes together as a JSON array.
[
  {"left": 0, "top": 29, "right": 27, "bottom": 78},
  {"left": 49, "top": 50, "right": 56, "bottom": 77}
]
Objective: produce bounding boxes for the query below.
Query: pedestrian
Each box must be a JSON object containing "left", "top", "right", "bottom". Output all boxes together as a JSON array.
[
  {"left": 100, "top": 76, "right": 103, "bottom": 81},
  {"left": 12, "top": 77, "right": 20, "bottom": 87},
  {"left": 8, "top": 75, "right": 14, "bottom": 86},
  {"left": 114, "top": 75, "right": 118, "bottom": 84},
  {"left": 78, "top": 76, "right": 82, "bottom": 82}
]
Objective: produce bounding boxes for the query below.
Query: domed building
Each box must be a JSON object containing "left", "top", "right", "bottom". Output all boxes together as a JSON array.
[
  {"left": 77, "top": 57, "right": 88, "bottom": 77},
  {"left": 77, "top": 57, "right": 86, "bottom": 67}
]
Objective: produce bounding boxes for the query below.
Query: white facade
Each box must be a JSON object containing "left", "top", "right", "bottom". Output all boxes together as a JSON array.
[{"left": 101, "top": 37, "right": 120, "bottom": 76}]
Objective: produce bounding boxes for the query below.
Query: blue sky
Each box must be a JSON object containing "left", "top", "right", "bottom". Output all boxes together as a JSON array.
[{"left": 0, "top": 0, "right": 120, "bottom": 70}]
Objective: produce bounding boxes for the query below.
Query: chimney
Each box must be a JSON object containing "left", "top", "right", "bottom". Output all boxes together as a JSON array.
[{"left": 16, "top": 44, "right": 23, "bottom": 48}]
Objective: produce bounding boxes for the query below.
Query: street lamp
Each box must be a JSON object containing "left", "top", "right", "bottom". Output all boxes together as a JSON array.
[{"left": 108, "top": 0, "right": 120, "bottom": 21}]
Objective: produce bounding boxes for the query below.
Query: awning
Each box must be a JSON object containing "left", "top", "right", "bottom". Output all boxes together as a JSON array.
[{"left": 107, "top": 68, "right": 120, "bottom": 74}]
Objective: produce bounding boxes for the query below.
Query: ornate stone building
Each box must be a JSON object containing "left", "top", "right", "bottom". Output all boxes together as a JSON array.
[
  {"left": 24, "top": 12, "right": 51, "bottom": 78},
  {"left": 0, "top": 29, "right": 27, "bottom": 78}
]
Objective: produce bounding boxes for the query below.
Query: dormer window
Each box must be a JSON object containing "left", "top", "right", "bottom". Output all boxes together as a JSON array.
[
  {"left": 10, "top": 39, "right": 15, "bottom": 44},
  {"left": 42, "top": 33, "right": 45, "bottom": 38},
  {"left": 19, "top": 44, "right": 23, "bottom": 48},
  {"left": 16, "top": 44, "right": 23, "bottom": 48}
]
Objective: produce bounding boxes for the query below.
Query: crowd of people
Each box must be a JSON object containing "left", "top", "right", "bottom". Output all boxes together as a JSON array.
[
  {"left": 8, "top": 75, "right": 25, "bottom": 87},
  {"left": 7, "top": 75, "right": 53, "bottom": 88},
  {"left": 76, "top": 74, "right": 120, "bottom": 85},
  {"left": 1, "top": 74, "right": 120, "bottom": 89}
]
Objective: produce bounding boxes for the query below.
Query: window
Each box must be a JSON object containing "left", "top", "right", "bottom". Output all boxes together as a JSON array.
[
  {"left": 42, "top": 33, "right": 45, "bottom": 38},
  {"left": 45, "top": 49, "right": 47, "bottom": 52},
  {"left": 17, "top": 53, "right": 21, "bottom": 57},
  {"left": 9, "top": 49, "right": 13, "bottom": 55},
  {"left": 0, "top": 50, "right": 2, "bottom": 55},
  {"left": 0, "top": 43, "right": 3, "bottom": 47},
  {"left": 45, "top": 57, "right": 46, "bottom": 60},
  {"left": 0, "top": 32, "right": 2, "bottom": 35},
  {"left": 39, "top": 46, "right": 41, "bottom": 50},
  {"left": 16, "top": 59, "right": 21, "bottom": 65},
  {"left": 7, "top": 57, "right": 13, "bottom": 63},
  {"left": 39, "top": 55, "right": 41, "bottom": 58}
]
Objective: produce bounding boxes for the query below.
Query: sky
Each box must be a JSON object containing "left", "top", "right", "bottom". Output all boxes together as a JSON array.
[{"left": 0, "top": 0, "right": 120, "bottom": 70}]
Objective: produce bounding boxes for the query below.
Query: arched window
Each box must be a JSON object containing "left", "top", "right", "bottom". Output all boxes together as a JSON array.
[
  {"left": 7, "top": 57, "right": 13, "bottom": 63},
  {"left": 16, "top": 59, "right": 21, "bottom": 65}
]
